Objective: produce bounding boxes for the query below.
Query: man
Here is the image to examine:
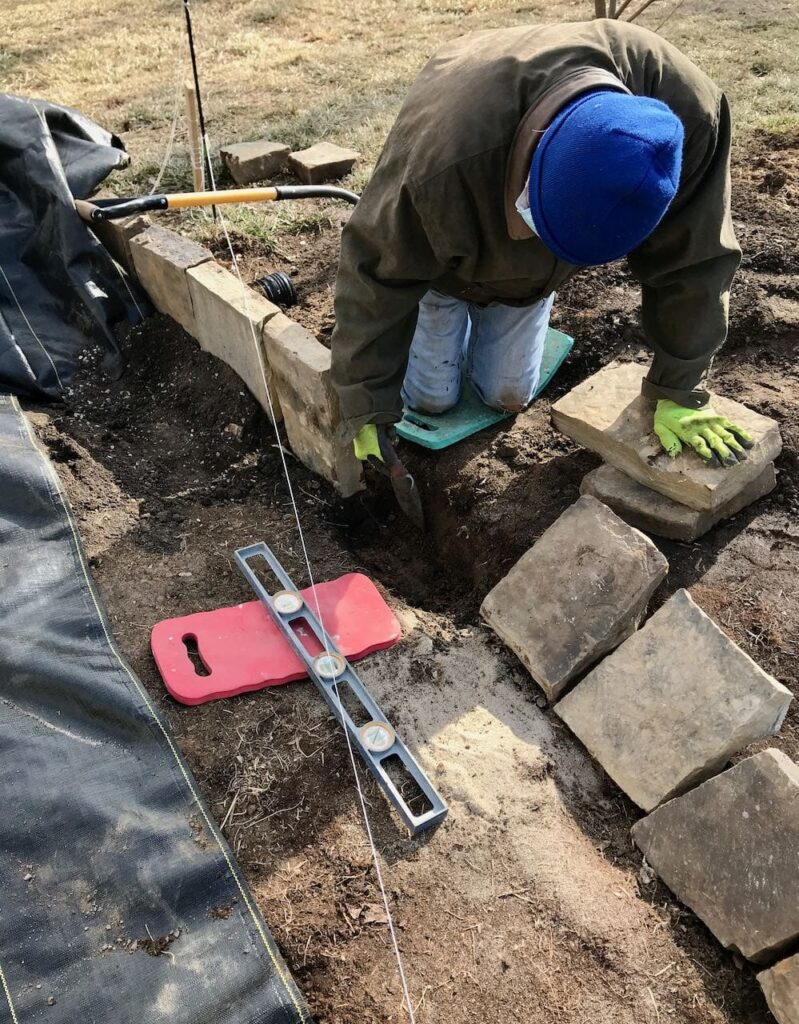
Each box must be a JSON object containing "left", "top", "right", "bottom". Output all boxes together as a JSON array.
[{"left": 330, "top": 19, "right": 753, "bottom": 474}]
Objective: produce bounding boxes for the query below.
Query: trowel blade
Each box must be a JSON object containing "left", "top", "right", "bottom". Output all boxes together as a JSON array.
[{"left": 389, "top": 466, "right": 425, "bottom": 530}]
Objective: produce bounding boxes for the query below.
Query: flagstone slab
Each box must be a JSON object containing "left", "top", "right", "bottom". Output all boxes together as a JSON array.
[
  {"left": 632, "top": 749, "right": 799, "bottom": 963},
  {"left": 580, "top": 462, "right": 776, "bottom": 541},
  {"left": 220, "top": 140, "right": 290, "bottom": 184},
  {"left": 759, "top": 954, "right": 799, "bottom": 1024},
  {"left": 556, "top": 589, "right": 792, "bottom": 810},
  {"left": 288, "top": 142, "right": 359, "bottom": 185},
  {"left": 480, "top": 495, "right": 667, "bottom": 702},
  {"left": 186, "top": 261, "right": 281, "bottom": 416},
  {"left": 552, "top": 362, "right": 782, "bottom": 512},
  {"left": 130, "top": 226, "right": 213, "bottom": 334}
]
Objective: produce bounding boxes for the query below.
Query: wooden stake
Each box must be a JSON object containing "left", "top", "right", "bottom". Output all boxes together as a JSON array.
[{"left": 185, "top": 81, "right": 204, "bottom": 193}]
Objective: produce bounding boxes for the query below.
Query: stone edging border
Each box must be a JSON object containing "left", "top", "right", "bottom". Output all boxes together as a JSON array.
[{"left": 92, "top": 209, "right": 363, "bottom": 497}]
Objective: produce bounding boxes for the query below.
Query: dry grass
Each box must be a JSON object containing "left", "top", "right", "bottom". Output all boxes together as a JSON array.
[{"left": 4, "top": 0, "right": 798, "bottom": 235}]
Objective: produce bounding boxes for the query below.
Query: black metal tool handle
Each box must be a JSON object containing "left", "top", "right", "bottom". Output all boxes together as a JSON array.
[{"left": 89, "top": 195, "right": 170, "bottom": 221}]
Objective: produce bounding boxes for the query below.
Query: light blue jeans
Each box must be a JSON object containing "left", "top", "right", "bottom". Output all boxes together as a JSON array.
[{"left": 401, "top": 290, "right": 555, "bottom": 414}]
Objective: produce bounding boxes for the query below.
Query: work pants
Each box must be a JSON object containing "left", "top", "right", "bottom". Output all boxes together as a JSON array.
[{"left": 401, "top": 290, "right": 554, "bottom": 414}]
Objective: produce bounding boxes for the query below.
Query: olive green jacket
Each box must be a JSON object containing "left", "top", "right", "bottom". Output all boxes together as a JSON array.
[{"left": 330, "top": 20, "right": 740, "bottom": 440}]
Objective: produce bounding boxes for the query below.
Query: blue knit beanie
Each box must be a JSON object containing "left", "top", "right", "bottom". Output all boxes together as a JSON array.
[{"left": 528, "top": 90, "right": 684, "bottom": 266}]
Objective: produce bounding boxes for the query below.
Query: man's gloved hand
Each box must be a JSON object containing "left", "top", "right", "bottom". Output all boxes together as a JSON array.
[
  {"left": 353, "top": 424, "right": 383, "bottom": 463},
  {"left": 353, "top": 424, "right": 425, "bottom": 528},
  {"left": 654, "top": 400, "right": 754, "bottom": 467}
]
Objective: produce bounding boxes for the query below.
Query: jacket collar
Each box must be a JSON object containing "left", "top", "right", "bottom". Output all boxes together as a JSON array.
[{"left": 505, "top": 68, "right": 631, "bottom": 241}]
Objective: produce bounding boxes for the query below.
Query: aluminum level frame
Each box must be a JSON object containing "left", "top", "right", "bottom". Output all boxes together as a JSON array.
[{"left": 235, "top": 542, "right": 448, "bottom": 834}]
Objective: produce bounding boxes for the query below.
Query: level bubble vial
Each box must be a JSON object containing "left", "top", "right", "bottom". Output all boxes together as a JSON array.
[
  {"left": 314, "top": 652, "right": 346, "bottom": 679},
  {"left": 359, "top": 720, "right": 396, "bottom": 753},
  {"left": 272, "top": 590, "right": 304, "bottom": 615}
]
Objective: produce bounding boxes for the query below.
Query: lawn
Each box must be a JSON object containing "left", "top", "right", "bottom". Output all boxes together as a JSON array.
[{"left": 5, "top": 0, "right": 799, "bottom": 215}]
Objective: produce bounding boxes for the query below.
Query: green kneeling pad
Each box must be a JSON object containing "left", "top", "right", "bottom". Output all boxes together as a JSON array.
[{"left": 396, "top": 327, "right": 574, "bottom": 450}]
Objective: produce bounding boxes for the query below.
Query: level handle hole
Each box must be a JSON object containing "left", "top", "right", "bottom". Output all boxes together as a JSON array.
[
  {"left": 290, "top": 616, "right": 324, "bottom": 658},
  {"left": 333, "top": 682, "right": 371, "bottom": 728},
  {"left": 246, "top": 552, "right": 284, "bottom": 594},
  {"left": 380, "top": 753, "right": 434, "bottom": 817}
]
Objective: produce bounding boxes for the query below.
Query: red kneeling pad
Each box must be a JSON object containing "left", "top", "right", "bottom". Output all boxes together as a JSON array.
[{"left": 151, "top": 573, "right": 401, "bottom": 705}]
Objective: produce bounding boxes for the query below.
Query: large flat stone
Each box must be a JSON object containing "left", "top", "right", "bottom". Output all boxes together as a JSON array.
[
  {"left": 130, "top": 226, "right": 213, "bottom": 333},
  {"left": 556, "top": 589, "right": 792, "bottom": 810},
  {"left": 480, "top": 495, "right": 667, "bottom": 702},
  {"left": 262, "top": 313, "right": 363, "bottom": 496},
  {"left": 632, "top": 749, "right": 799, "bottom": 963},
  {"left": 186, "top": 261, "right": 282, "bottom": 416},
  {"left": 288, "top": 142, "right": 359, "bottom": 185},
  {"left": 552, "top": 362, "right": 782, "bottom": 512},
  {"left": 759, "top": 954, "right": 799, "bottom": 1024},
  {"left": 220, "top": 140, "right": 290, "bottom": 184},
  {"left": 580, "top": 462, "right": 777, "bottom": 541}
]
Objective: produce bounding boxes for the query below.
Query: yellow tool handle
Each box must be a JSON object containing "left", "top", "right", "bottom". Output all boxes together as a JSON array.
[{"left": 166, "top": 187, "right": 278, "bottom": 208}]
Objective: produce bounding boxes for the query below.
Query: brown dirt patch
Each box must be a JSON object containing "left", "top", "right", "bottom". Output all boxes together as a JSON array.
[
  {"left": 207, "top": 211, "right": 345, "bottom": 346},
  {"left": 25, "top": 134, "right": 798, "bottom": 1023}
]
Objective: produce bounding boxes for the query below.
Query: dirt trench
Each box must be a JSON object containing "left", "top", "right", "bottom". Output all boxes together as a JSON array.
[{"left": 26, "top": 133, "right": 799, "bottom": 1023}]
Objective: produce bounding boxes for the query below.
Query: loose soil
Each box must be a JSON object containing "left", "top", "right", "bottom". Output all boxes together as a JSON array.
[{"left": 28, "top": 133, "right": 798, "bottom": 1023}]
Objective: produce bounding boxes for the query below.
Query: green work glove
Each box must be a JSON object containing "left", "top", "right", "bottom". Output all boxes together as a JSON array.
[
  {"left": 353, "top": 424, "right": 383, "bottom": 463},
  {"left": 654, "top": 400, "right": 754, "bottom": 467}
]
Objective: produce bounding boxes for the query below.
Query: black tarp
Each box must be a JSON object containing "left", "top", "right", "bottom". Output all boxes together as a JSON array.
[
  {"left": 0, "top": 95, "right": 146, "bottom": 400},
  {"left": 0, "top": 394, "right": 310, "bottom": 1024}
]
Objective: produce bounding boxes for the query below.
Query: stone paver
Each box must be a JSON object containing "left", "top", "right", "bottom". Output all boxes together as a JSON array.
[
  {"left": 130, "top": 226, "right": 213, "bottom": 333},
  {"left": 220, "top": 140, "right": 290, "bottom": 184},
  {"left": 551, "top": 362, "right": 782, "bottom": 512},
  {"left": 759, "top": 954, "right": 799, "bottom": 1024},
  {"left": 632, "top": 749, "right": 799, "bottom": 963},
  {"left": 288, "top": 142, "right": 359, "bottom": 185},
  {"left": 580, "top": 462, "right": 777, "bottom": 541},
  {"left": 556, "top": 589, "right": 792, "bottom": 810},
  {"left": 262, "top": 313, "right": 363, "bottom": 496},
  {"left": 186, "top": 261, "right": 281, "bottom": 415},
  {"left": 480, "top": 495, "right": 667, "bottom": 702}
]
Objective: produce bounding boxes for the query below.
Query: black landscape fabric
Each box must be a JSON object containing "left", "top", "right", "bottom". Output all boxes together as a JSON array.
[
  {"left": 0, "top": 395, "right": 310, "bottom": 1024},
  {"left": 0, "top": 95, "right": 146, "bottom": 400}
]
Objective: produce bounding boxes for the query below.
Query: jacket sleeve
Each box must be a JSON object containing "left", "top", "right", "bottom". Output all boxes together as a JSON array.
[
  {"left": 330, "top": 166, "right": 449, "bottom": 442},
  {"left": 627, "top": 93, "right": 741, "bottom": 408}
]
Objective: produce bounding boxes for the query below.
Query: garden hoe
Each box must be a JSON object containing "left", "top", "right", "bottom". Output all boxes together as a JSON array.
[{"left": 74, "top": 184, "right": 360, "bottom": 222}]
